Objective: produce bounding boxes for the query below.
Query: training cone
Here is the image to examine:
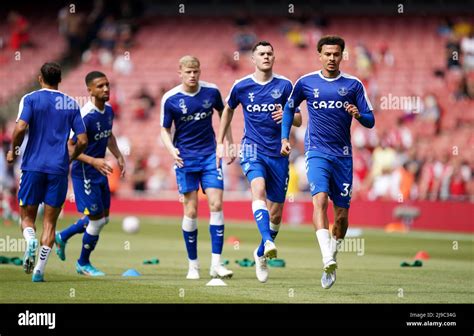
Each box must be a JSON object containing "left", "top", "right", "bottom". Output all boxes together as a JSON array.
[
  {"left": 122, "top": 268, "right": 141, "bottom": 277},
  {"left": 384, "top": 222, "right": 408, "bottom": 233},
  {"left": 206, "top": 278, "right": 227, "bottom": 286},
  {"left": 226, "top": 236, "right": 240, "bottom": 244},
  {"left": 414, "top": 251, "right": 430, "bottom": 260}
]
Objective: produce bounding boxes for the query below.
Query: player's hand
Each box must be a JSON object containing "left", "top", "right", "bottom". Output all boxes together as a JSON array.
[
  {"left": 92, "top": 158, "right": 114, "bottom": 176},
  {"left": 67, "top": 141, "right": 75, "bottom": 161},
  {"left": 6, "top": 150, "right": 15, "bottom": 164},
  {"left": 117, "top": 156, "right": 126, "bottom": 178},
  {"left": 280, "top": 139, "right": 291, "bottom": 156},
  {"left": 172, "top": 148, "right": 184, "bottom": 168},
  {"left": 227, "top": 147, "right": 236, "bottom": 165},
  {"left": 216, "top": 143, "right": 224, "bottom": 168},
  {"left": 345, "top": 104, "right": 360, "bottom": 119},
  {"left": 272, "top": 107, "right": 283, "bottom": 124}
]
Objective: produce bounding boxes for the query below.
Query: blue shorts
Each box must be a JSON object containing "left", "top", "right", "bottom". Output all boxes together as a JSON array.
[
  {"left": 305, "top": 151, "right": 353, "bottom": 208},
  {"left": 240, "top": 151, "right": 289, "bottom": 203},
  {"left": 175, "top": 153, "right": 224, "bottom": 194},
  {"left": 72, "top": 176, "right": 111, "bottom": 216},
  {"left": 18, "top": 171, "right": 68, "bottom": 208}
]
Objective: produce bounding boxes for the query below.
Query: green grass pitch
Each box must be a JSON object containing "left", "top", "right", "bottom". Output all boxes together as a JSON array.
[{"left": 1, "top": 215, "right": 472, "bottom": 303}]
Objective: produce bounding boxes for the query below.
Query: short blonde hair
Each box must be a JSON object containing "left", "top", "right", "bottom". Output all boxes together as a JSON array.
[{"left": 179, "top": 55, "right": 200, "bottom": 69}]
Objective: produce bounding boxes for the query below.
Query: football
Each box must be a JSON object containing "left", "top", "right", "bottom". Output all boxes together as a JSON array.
[{"left": 122, "top": 216, "right": 140, "bottom": 234}]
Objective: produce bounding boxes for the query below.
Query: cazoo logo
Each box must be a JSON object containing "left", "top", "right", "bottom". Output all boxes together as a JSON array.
[
  {"left": 180, "top": 110, "right": 212, "bottom": 122},
  {"left": 246, "top": 103, "right": 282, "bottom": 113}
]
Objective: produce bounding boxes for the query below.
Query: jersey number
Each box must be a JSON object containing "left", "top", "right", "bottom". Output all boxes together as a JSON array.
[
  {"left": 340, "top": 183, "right": 352, "bottom": 197},
  {"left": 217, "top": 168, "right": 223, "bottom": 180}
]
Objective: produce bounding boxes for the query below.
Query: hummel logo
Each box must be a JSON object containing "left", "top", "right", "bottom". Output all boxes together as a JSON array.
[
  {"left": 248, "top": 92, "right": 255, "bottom": 102},
  {"left": 313, "top": 89, "right": 319, "bottom": 98},
  {"left": 96, "top": 122, "right": 101, "bottom": 131},
  {"left": 216, "top": 229, "right": 224, "bottom": 237},
  {"left": 84, "top": 179, "right": 91, "bottom": 195}
]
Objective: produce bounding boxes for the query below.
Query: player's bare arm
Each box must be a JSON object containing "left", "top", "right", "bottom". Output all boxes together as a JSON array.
[
  {"left": 107, "top": 133, "right": 126, "bottom": 177},
  {"left": 67, "top": 134, "right": 88, "bottom": 163},
  {"left": 216, "top": 104, "right": 235, "bottom": 168},
  {"left": 68, "top": 138, "right": 111, "bottom": 175},
  {"left": 345, "top": 103, "right": 375, "bottom": 128},
  {"left": 280, "top": 138, "right": 291, "bottom": 157},
  {"left": 345, "top": 104, "right": 360, "bottom": 118},
  {"left": 217, "top": 107, "right": 236, "bottom": 165},
  {"left": 272, "top": 106, "right": 302, "bottom": 127},
  {"left": 160, "top": 126, "right": 184, "bottom": 168},
  {"left": 6, "top": 120, "right": 28, "bottom": 163}
]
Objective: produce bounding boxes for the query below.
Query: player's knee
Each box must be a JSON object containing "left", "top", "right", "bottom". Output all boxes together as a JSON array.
[
  {"left": 208, "top": 199, "right": 222, "bottom": 212},
  {"left": 313, "top": 195, "right": 329, "bottom": 211},
  {"left": 270, "top": 214, "right": 282, "bottom": 224},
  {"left": 184, "top": 207, "right": 198, "bottom": 219},
  {"left": 335, "top": 211, "right": 349, "bottom": 225},
  {"left": 253, "top": 188, "right": 266, "bottom": 200},
  {"left": 85, "top": 218, "right": 107, "bottom": 236},
  {"left": 41, "top": 235, "right": 55, "bottom": 248}
]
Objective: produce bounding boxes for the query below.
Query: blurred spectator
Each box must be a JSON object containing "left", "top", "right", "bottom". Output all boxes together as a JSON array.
[
  {"left": 113, "top": 43, "right": 134, "bottom": 75},
  {"left": 386, "top": 118, "right": 413, "bottom": 150},
  {"left": 219, "top": 53, "right": 239, "bottom": 74},
  {"left": 7, "top": 11, "right": 31, "bottom": 50},
  {"left": 117, "top": 0, "right": 144, "bottom": 32},
  {"left": 58, "top": 6, "right": 86, "bottom": 63},
  {"left": 392, "top": 161, "right": 418, "bottom": 201},
  {"left": 437, "top": 17, "right": 453, "bottom": 37},
  {"left": 352, "top": 148, "right": 371, "bottom": 198},
  {"left": 445, "top": 32, "right": 461, "bottom": 69},
  {"left": 117, "top": 25, "right": 134, "bottom": 49},
  {"left": 286, "top": 22, "right": 308, "bottom": 49},
  {"left": 132, "top": 155, "right": 148, "bottom": 192},
  {"left": 82, "top": 40, "right": 113, "bottom": 66},
  {"left": 98, "top": 15, "right": 118, "bottom": 50},
  {"left": 354, "top": 43, "right": 374, "bottom": 80},
  {"left": 460, "top": 31, "right": 474, "bottom": 71},
  {"left": 147, "top": 167, "right": 168, "bottom": 192},
  {"left": 106, "top": 156, "right": 121, "bottom": 196},
  {"left": 369, "top": 135, "right": 396, "bottom": 179},
  {"left": 453, "top": 20, "right": 472, "bottom": 37},
  {"left": 132, "top": 86, "right": 156, "bottom": 120},
  {"left": 454, "top": 73, "right": 474, "bottom": 100},
  {"left": 419, "top": 94, "right": 441, "bottom": 124},
  {"left": 234, "top": 27, "right": 257, "bottom": 53},
  {"left": 376, "top": 43, "right": 395, "bottom": 67},
  {"left": 113, "top": 124, "right": 130, "bottom": 155}
]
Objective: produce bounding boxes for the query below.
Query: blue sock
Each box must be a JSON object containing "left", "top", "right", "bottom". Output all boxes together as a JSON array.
[
  {"left": 253, "top": 206, "right": 272, "bottom": 243},
  {"left": 209, "top": 225, "right": 224, "bottom": 254},
  {"left": 60, "top": 217, "right": 89, "bottom": 242},
  {"left": 257, "top": 229, "right": 279, "bottom": 257},
  {"left": 77, "top": 232, "right": 99, "bottom": 266},
  {"left": 183, "top": 229, "right": 198, "bottom": 260}
]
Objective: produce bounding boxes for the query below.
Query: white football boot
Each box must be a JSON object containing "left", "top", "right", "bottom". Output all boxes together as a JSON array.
[
  {"left": 186, "top": 262, "right": 200, "bottom": 280},
  {"left": 321, "top": 258, "right": 337, "bottom": 289},
  {"left": 263, "top": 240, "right": 277, "bottom": 259},
  {"left": 253, "top": 248, "right": 269, "bottom": 283},
  {"left": 210, "top": 264, "right": 233, "bottom": 279}
]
